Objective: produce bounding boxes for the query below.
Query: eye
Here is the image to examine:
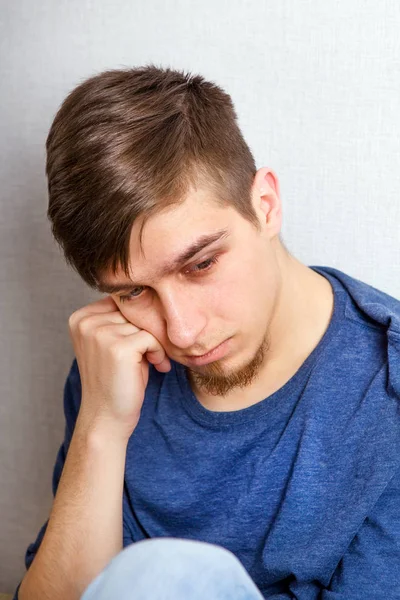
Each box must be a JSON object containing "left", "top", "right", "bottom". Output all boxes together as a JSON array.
[
  {"left": 187, "top": 256, "right": 219, "bottom": 274},
  {"left": 119, "top": 286, "right": 147, "bottom": 303},
  {"left": 118, "top": 256, "right": 219, "bottom": 304}
]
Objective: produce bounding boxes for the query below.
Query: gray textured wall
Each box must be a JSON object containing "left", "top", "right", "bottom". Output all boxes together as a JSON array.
[{"left": 1, "top": 0, "right": 399, "bottom": 592}]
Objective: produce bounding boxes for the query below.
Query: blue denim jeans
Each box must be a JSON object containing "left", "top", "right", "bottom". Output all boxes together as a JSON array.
[{"left": 80, "top": 537, "right": 264, "bottom": 599}]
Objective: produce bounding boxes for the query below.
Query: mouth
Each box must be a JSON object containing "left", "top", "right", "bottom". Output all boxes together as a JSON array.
[{"left": 184, "top": 338, "right": 231, "bottom": 367}]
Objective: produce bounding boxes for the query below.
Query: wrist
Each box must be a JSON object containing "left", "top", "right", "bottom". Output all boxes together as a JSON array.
[{"left": 75, "top": 409, "right": 134, "bottom": 447}]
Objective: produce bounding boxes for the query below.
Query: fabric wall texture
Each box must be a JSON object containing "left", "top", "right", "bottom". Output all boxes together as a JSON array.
[{"left": 1, "top": 0, "right": 399, "bottom": 593}]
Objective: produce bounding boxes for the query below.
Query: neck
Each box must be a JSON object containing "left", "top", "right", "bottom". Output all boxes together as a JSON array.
[{"left": 266, "top": 246, "right": 334, "bottom": 366}]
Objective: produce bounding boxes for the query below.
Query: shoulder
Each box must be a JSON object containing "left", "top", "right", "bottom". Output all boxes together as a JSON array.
[
  {"left": 313, "top": 265, "right": 400, "bottom": 331},
  {"left": 313, "top": 265, "right": 400, "bottom": 399}
]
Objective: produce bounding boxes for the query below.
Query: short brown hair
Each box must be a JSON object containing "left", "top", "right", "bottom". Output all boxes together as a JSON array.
[{"left": 46, "top": 65, "right": 260, "bottom": 289}]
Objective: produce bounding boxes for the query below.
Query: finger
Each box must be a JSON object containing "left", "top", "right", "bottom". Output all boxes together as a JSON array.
[
  {"left": 79, "top": 295, "right": 121, "bottom": 316},
  {"left": 154, "top": 359, "right": 172, "bottom": 373},
  {"left": 79, "top": 312, "right": 139, "bottom": 329},
  {"left": 105, "top": 328, "right": 171, "bottom": 370},
  {"left": 121, "top": 330, "right": 169, "bottom": 367},
  {"left": 146, "top": 351, "right": 171, "bottom": 372}
]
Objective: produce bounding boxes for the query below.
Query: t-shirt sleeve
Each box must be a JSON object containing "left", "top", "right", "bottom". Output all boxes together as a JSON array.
[
  {"left": 322, "top": 461, "right": 400, "bottom": 599},
  {"left": 12, "top": 358, "right": 82, "bottom": 600}
]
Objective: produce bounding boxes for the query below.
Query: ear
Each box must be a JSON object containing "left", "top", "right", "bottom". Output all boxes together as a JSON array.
[{"left": 250, "top": 167, "right": 282, "bottom": 239}]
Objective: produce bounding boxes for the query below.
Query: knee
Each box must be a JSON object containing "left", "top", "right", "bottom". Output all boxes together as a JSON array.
[
  {"left": 81, "top": 537, "right": 250, "bottom": 600},
  {"left": 115, "top": 536, "right": 240, "bottom": 571}
]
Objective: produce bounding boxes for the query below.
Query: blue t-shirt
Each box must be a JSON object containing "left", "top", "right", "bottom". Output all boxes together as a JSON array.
[{"left": 14, "top": 266, "right": 400, "bottom": 599}]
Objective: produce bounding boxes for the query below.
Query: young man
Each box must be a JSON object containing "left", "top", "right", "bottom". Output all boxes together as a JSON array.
[{"left": 15, "top": 66, "right": 400, "bottom": 600}]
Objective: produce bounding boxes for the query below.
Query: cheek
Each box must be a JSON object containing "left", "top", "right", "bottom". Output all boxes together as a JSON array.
[
  {"left": 117, "top": 303, "right": 160, "bottom": 334},
  {"left": 218, "top": 263, "right": 274, "bottom": 327},
  {"left": 212, "top": 260, "right": 262, "bottom": 303}
]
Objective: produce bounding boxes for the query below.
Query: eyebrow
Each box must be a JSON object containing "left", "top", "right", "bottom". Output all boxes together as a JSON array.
[{"left": 97, "top": 228, "right": 230, "bottom": 294}]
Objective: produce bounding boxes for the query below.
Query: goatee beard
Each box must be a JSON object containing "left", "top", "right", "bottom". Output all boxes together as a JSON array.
[{"left": 186, "top": 334, "right": 270, "bottom": 397}]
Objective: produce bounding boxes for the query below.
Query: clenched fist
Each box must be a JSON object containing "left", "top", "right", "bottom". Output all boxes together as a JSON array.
[{"left": 68, "top": 295, "right": 171, "bottom": 439}]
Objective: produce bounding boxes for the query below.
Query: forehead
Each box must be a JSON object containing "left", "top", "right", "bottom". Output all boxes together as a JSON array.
[
  {"left": 99, "top": 191, "right": 242, "bottom": 290},
  {"left": 131, "top": 189, "right": 237, "bottom": 257}
]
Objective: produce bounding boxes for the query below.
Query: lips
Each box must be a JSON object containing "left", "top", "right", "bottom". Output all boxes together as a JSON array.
[
  {"left": 184, "top": 338, "right": 231, "bottom": 366},
  {"left": 188, "top": 344, "right": 221, "bottom": 358}
]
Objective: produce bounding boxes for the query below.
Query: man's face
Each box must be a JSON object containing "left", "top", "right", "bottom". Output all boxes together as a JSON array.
[{"left": 103, "top": 184, "right": 282, "bottom": 396}]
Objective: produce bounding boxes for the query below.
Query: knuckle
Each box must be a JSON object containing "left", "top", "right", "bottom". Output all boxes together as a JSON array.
[
  {"left": 137, "top": 329, "right": 154, "bottom": 346},
  {"left": 108, "top": 341, "right": 125, "bottom": 360},
  {"left": 68, "top": 310, "right": 79, "bottom": 330},
  {"left": 93, "top": 324, "right": 113, "bottom": 341},
  {"left": 76, "top": 315, "right": 94, "bottom": 337}
]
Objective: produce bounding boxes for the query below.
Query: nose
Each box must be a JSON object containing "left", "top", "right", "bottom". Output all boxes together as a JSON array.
[{"left": 160, "top": 286, "right": 207, "bottom": 350}]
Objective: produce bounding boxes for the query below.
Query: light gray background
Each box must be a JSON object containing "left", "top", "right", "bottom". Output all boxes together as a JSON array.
[{"left": 1, "top": 0, "right": 399, "bottom": 592}]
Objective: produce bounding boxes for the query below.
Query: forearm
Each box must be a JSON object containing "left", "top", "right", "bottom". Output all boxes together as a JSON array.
[{"left": 19, "top": 412, "right": 128, "bottom": 600}]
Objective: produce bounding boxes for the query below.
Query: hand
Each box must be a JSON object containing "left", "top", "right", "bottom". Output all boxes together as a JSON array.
[{"left": 68, "top": 295, "right": 171, "bottom": 438}]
